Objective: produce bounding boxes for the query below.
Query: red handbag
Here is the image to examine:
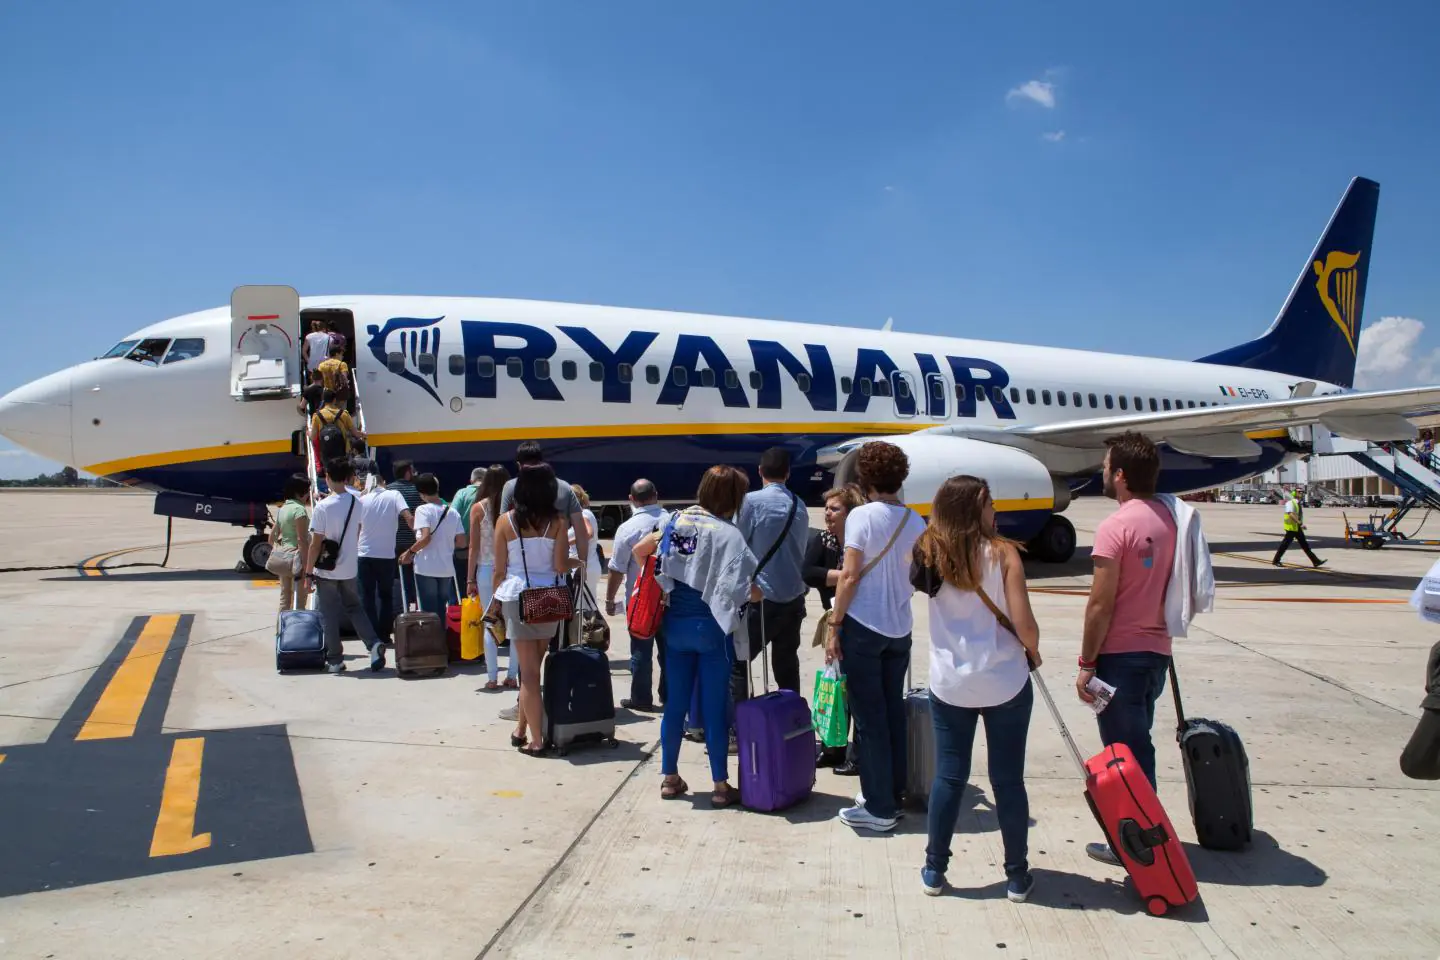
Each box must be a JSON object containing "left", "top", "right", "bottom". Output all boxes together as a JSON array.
[
  {"left": 516, "top": 513, "right": 574, "bottom": 625},
  {"left": 627, "top": 554, "right": 664, "bottom": 640}
]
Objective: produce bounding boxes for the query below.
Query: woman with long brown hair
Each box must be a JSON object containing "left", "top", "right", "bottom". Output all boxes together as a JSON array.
[{"left": 912, "top": 475, "right": 1041, "bottom": 903}]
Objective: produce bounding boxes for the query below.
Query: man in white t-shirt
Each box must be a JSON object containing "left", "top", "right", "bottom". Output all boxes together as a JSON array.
[
  {"left": 357, "top": 477, "right": 414, "bottom": 644},
  {"left": 826, "top": 441, "right": 924, "bottom": 833},
  {"left": 303, "top": 317, "right": 332, "bottom": 374},
  {"left": 605, "top": 479, "right": 669, "bottom": 710},
  {"left": 303, "top": 459, "right": 386, "bottom": 674},
  {"left": 400, "top": 472, "right": 467, "bottom": 616}
]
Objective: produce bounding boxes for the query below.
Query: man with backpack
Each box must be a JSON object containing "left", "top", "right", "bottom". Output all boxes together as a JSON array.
[
  {"left": 310, "top": 390, "right": 365, "bottom": 464},
  {"left": 606, "top": 479, "right": 668, "bottom": 710},
  {"left": 735, "top": 447, "right": 809, "bottom": 700}
]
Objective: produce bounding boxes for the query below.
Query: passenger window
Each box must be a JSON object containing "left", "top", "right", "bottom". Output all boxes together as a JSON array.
[
  {"left": 506, "top": 358, "right": 523, "bottom": 379},
  {"left": 1042, "top": 390, "right": 1052, "bottom": 405},
  {"left": 932, "top": 380, "right": 945, "bottom": 401},
  {"left": 646, "top": 365, "right": 660, "bottom": 385},
  {"left": 1073, "top": 392, "right": 1083, "bottom": 407},
  {"left": 589, "top": 362, "right": 604, "bottom": 382},
  {"left": 896, "top": 378, "right": 910, "bottom": 399},
  {"left": 1199, "top": 401, "right": 1207, "bottom": 408},
  {"left": 955, "top": 384, "right": 968, "bottom": 402},
  {"left": 447, "top": 354, "right": 465, "bottom": 376},
  {"left": 417, "top": 353, "right": 437, "bottom": 375},
  {"left": 102, "top": 339, "right": 139, "bottom": 359},
  {"left": 976, "top": 385, "right": 987, "bottom": 401},
  {"left": 1088, "top": 393, "right": 1098, "bottom": 408},
  {"left": 751, "top": 371, "right": 763, "bottom": 390},
  {"left": 1057, "top": 391, "right": 1067, "bottom": 407},
  {"left": 672, "top": 366, "right": 687, "bottom": 386},
  {"left": 860, "top": 378, "right": 873, "bottom": 397},
  {"left": 1162, "top": 399, "right": 1172, "bottom": 411},
  {"left": 1149, "top": 398, "right": 1158, "bottom": 412},
  {"left": 127, "top": 338, "right": 170, "bottom": 366},
  {"left": 534, "top": 359, "right": 551, "bottom": 381},
  {"left": 725, "top": 369, "right": 740, "bottom": 390},
  {"left": 1187, "top": 400, "right": 1196, "bottom": 409},
  {"left": 618, "top": 363, "right": 633, "bottom": 383},
  {"left": 387, "top": 352, "right": 406, "bottom": 373},
  {"left": 699, "top": 368, "right": 716, "bottom": 388},
  {"left": 840, "top": 376, "right": 852, "bottom": 394},
  {"left": 562, "top": 360, "right": 577, "bottom": 381},
  {"left": 797, "top": 373, "right": 812, "bottom": 393},
  {"left": 876, "top": 379, "right": 892, "bottom": 397},
  {"left": 1026, "top": 388, "right": 1036, "bottom": 405},
  {"left": 1134, "top": 397, "right": 1143, "bottom": 411},
  {"left": 163, "top": 338, "right": 206, "bottom": 364},
  {"left": 1104, "top": 394, "right": 1114, "bottom": 410},
  {"left": 476, "top": 357, "right": 496, "bottom": 378},
  {"left": 1119, "top": 396, "right": 1129, "bottom": 411},
  {"left": 1010, "top": 387, "right": 1020, "bottom": 404}
]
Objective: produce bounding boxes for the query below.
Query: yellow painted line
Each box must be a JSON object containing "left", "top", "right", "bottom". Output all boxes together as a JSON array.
[
  {"left": 247, "top": 579, "right": 280, "bottom": 589},
  {"left": 149, "top": 737, "right": 212, "bottom": 858},
  {"left": 84, "top": 439, "right": 292, "bottom": 476},
  {"left": 80, "top": 546, "right": 136, "bottom": 577},
  {"left": 75, "top": 614, "right": 182, "bottom": 741},
  {"left": 0, "top": 754, "right": 6, "bottom": 766},
  {"left": 491, "top": 790, "right": 524, "bottom": 799}
]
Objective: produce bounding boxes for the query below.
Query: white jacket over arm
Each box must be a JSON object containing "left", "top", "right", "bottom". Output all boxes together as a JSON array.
[{"left": 1157, "top": 493, "right": 1215, "bottom": 638}]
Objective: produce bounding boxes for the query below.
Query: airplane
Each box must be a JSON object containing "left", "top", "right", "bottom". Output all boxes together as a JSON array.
[{"left": 2, "top": 175, "right": 1436, "bottom": 574}]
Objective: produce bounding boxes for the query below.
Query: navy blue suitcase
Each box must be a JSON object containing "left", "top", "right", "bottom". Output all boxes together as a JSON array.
[
  {"left": 542, "top": 645, "right": 617, "bottom": 755},
  {"left": 276, "top": 610, "right": 326, "bottom": 672}
]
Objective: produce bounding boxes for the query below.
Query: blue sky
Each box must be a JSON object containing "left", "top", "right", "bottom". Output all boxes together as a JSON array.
[{"left": 2, "top": 1, "right": 1438, "bottom": 477}]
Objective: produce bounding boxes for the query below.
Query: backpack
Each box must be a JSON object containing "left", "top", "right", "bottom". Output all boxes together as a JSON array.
[{"left": 317, "top": 411, "right": 348, "bottom": 461}]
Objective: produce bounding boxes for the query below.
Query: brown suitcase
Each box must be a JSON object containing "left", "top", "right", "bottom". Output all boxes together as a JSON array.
[{"left": 396, "top": 573, "right": 448, "bottom": 677}]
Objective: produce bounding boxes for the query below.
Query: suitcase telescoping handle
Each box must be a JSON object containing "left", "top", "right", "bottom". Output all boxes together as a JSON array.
[
  {"left": 1031, "top": 670, "right": 1090, "bottom": 780},
  {"left": 1167, "top": 661, "right": 1187, "bottom": 736},
  {"left": 744, "top": 598, "right": 771, "bottom": 699},
  {"left": 399, "top": 564, "right": 413, "bottom": 612}
]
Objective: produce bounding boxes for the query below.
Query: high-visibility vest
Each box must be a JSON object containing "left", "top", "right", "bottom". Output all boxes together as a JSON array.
[{"left": 1283, "top": 498, "right": 1302, "bottom": 532}]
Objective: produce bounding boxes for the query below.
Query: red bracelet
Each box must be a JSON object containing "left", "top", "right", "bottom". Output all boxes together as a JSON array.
[{"left": 1078, "top": 658, "right": 1097, "bottom": 670}]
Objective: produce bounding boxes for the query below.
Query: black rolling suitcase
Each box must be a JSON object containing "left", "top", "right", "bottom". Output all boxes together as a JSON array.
[
  {"left": 276, "top": 610, "right": 326, "bottom": 672},
  {"left": 543, "top": 643, "right": 617, "bottom": 756},
  {"left": 1171, "top": 662, "right": 1253, "bottom": 850}
]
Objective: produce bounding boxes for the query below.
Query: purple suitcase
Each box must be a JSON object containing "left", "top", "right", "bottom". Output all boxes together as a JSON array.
[{"left": 735, "top": 610, "right": 816, "bottom": 812}]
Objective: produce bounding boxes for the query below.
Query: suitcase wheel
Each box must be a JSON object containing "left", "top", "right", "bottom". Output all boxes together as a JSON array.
[
  {"left": 1146, "top": 896, "right": 1169, "bottom": 917},
  {"left": 556, "top": 745, "right": 568, "bottom": 757}
]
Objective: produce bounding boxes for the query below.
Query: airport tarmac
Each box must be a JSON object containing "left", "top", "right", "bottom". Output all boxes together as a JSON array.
[{"left": 0, "top": 490, "right": 1437, "bottom": 959}]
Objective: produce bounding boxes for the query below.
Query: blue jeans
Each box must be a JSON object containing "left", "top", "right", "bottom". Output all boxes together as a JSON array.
[
  {"left": 415, "top": 574, "right": 454, "bottom": 617},
  {"left": 357, "top": 557, "right": 398, "bottom": 642},
  {"left": 925, "top": 680, "right": 1033, "bottom": 880},
  {"left": 660, "top": 612, "right": 732, "bottom": 784},
  {"left": 839, "top": 616, "right": 911, "bottom": 820},
  {"left": 1095, "top": 651, "right": 1172, "bottom": 788},
  {"left": 629, "top": 628, "right": 668, "bottom": 707}
]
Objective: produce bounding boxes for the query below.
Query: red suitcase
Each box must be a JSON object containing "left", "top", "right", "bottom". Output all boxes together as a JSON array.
[{"left": 1035, "top": 672, "right": 1199, "bottom": 916}]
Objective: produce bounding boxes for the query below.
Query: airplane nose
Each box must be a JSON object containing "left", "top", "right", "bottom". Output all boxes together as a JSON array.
[{"left": 0, "top": 369, "right": 74, "bottom": 465}]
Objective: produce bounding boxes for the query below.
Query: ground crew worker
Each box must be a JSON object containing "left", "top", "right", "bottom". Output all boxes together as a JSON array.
[{"left": 1273, "top": 489, "right": 1325, "bottom": 568}]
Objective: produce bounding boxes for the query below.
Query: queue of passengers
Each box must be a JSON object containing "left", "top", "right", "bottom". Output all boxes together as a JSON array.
[{"left": 268, "top": 430, "right": 1209, "bottom": 902}]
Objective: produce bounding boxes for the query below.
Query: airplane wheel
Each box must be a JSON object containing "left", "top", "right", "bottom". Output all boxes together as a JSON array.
[
  {"left": 1029, "top": 515, "right": 1077, "bottom": 563},
  {"left": 243, "top": 534, "right": 271, "bottom": 573}
]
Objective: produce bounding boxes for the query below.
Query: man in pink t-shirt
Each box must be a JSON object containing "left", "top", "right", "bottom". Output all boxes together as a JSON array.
[{"left": 1077, "top": 431, "right": 1177, "bottom": 867}]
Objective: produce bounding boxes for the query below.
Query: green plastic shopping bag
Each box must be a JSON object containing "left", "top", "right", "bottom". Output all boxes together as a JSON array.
[{"left": 812, "top": 662, "right": 849, "bottom": 748}]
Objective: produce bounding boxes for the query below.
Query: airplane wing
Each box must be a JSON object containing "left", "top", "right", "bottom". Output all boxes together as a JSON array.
[{"left": 994, "top": 385, "right": 1440, "bottom": 457}]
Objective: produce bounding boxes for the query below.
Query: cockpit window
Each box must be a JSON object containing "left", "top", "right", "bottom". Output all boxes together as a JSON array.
[
  {"left": 162, "top": 338, "right": 206, "bottom": 364},
  {"left": 126, "top": 338, "right": 171, "bottom": 366},
  {"left": 102, "top": 340, "right": 139, "bottom": 359}
]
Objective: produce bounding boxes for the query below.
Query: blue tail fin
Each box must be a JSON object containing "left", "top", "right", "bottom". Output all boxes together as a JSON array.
[{"left": 1197, "top": 176, "right": 1379, "bottom": 389}]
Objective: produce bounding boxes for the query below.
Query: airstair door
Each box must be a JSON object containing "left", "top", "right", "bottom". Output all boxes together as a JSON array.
[{"left": 230, "top": 285, "right": 301, "bottom": 401}]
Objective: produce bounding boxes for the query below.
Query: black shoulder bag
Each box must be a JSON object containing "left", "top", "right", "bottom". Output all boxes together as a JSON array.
[{"left": 315, "top": 494, "right": 357, "bottom": 572}]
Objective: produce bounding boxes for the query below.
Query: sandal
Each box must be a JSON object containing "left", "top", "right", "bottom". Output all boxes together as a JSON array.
[
  {"left": 518, "top": 743, "right": 547, "bottom": 757},
  {"left": 660, "top": 776, "right": 689, "bottom": 800},
  {"left": 510, "top": 733, "right": 526, "bottom": 747},
  {"left": 484, "top": 680, "right": 500, "bottom": 691},
  {"left": 710, "top": 784, "right": 742, "bottom": 809},
  {"left": 503, "top": 678, "right": 519, "bottom": 690}
]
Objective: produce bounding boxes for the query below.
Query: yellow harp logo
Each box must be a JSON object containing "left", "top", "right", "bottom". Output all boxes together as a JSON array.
[{"left": 1313, "top": 250, "right": 1362, "bottom": 354}]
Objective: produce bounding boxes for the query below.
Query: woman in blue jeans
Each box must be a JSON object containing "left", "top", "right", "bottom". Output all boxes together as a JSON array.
[
  {"left": 634, "top": 465, "right": 760, "bottom": 808},
  {"left": 911, "top": 475, "right": 1043, "bottom": 902}
]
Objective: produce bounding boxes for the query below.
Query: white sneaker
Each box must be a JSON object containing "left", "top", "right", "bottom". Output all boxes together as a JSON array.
[
  {"left": 499, "top": 702, "right": 519, "bottom": 721},
  {"left": 855, "top": 791, "right": 905, "bottom": 819},
  {"left": 838, "top": 805, "right": 897, "bottom": 833}
]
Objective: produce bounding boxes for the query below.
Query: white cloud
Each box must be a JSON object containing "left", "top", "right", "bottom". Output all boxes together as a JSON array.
[
  {"left": 1355, "top": 315, "right": 1440, "bottom": 387},
  {"left": 1041, "top": 130, "right": 1066, "bottom": 142},
  {"left": 883, "top": 185, "right": 895, "bottom": 192},
  {"left": 1006, "top": 79, "right": 1055, "bottom": 109}
]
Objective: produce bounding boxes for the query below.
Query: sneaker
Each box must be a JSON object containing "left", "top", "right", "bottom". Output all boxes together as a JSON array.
[
  {"left": 1085, "top": 842, "right": 1122, "bottom": 867},
  {"left": 838, "top": 805, "right": 897, "bottom": 833},
  {"left": 620, "top": 698, "right": 658, "bottom": 712},
  {"left": 684, "top": 728, "right": 705, "bottom": 743},
  {"left": 499, "top": 703, "right": 519, "bottom": 721},
  {"left": 370, "top": 642, "right": 387, "bottom": 672},
  {"left": 832, "top": 760, "right": 860, "bottom": 776},
  {"left": 326, "top": 662, "right": 346, "bottom": 675},
  {"left": 1006, "top": 873, "right": 1036, "bottom": 903},
  {"left": 921, "top": 868, "right": 945, "bottom": 896},
  {"left": 853, "top": 792, "right": 904, "bottom": 819},
  {"left": 1313, "top": 559, "right": 1328, "bottom": 568}
]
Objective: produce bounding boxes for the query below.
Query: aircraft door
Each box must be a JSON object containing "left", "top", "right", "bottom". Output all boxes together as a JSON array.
[{"left": 230, "top": 285, "right": 300, "bottom": 401}]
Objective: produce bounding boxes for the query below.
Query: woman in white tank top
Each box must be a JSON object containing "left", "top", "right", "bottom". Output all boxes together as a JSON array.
[{"left": 912, "top": 475, "right": 1042, "bottom": 903}]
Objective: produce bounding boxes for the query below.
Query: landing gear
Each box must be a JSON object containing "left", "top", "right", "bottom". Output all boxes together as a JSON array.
[
  {"left": 243, "top": 531, "right": 272, "bottom": 573},
  {"left": 1027, "top": 515, "right": 1077, "bottom": 563}
]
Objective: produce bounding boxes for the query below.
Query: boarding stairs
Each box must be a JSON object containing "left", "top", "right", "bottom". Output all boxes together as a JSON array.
[{"left": 1343, "top": 441, "right": 1440, "bottom": 542}]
